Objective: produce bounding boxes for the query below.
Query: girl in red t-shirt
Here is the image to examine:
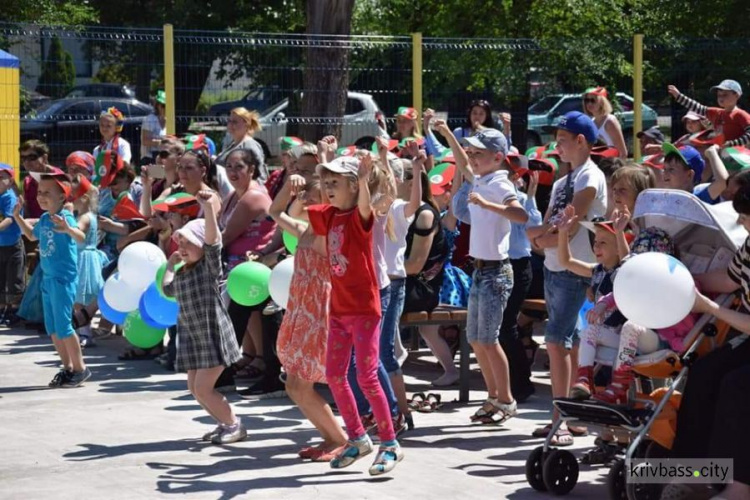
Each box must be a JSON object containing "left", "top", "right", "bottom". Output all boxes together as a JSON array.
[{"left": 308, "top": 155, "right": 403, "bottom": 476}]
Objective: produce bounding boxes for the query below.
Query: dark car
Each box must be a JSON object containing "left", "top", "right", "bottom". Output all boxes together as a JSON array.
[
  {"left": 207, "top": 87, "right": 283, "bottom": 116},
  {"left": 21, "top": 98, "right": 153, "bottom": 163},
  {"left": 65, "top": 83, "right": 137, "bottom": 99}
]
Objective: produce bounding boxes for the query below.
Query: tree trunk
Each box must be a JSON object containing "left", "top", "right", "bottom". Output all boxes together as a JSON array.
[{"left": 300, "top": 0, "right": 354, "bottom": 142}]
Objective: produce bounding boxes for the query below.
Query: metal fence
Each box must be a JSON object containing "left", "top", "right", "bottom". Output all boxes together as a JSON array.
[{"left": 4, "top": 22, "right": 750, "bottom": 167}]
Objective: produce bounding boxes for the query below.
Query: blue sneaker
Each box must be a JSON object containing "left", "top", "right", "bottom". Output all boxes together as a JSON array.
[
  {"left": 368, "top": 440, "right": 404, "bottom": 476},
  {"left": 330, "top": 434, "right": 373, "bottom": 469}
]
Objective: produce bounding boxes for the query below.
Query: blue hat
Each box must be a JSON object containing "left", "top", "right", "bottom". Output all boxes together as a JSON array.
[
  {"left": 662, "top": 142, "right": 705, "bottom": 182},
  {"left": 461, "top": 128, "right": 508, "bottom": 155},
  {"left": 555, "top": 111, "right": 599, "bottom": 144},
  {"left": 711, "top": 79, "right": 743, "bottom": 96},
  {"left": 0, "top": 163, "right": 13, "bottom": 176}
]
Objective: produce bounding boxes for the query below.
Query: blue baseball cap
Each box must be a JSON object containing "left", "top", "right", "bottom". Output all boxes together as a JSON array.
[
  {"left": 711, "top": 79, "right": 742, "bottom": 96},
  {"left": 662, "top": 142, "right": 705, "bottom": 182},
  {"left": 555, "top": 111, "right": 599, "bottom": 144},
  {"left": 461, "top": 128, "right": 508, "bottom": 155},
  {"left": 0, "top": 163, "right": 13, "bottom": 176}
]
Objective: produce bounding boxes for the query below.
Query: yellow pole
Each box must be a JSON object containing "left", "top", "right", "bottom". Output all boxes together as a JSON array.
[
  {"left": 163, "top": 24, "right": 176, "bottom": 135},
  {"left": 633, "top": 34, "right": 644, "bottom": 162},
  {"left": 412, "top": 32, "right": 423, "bottom": 134}
]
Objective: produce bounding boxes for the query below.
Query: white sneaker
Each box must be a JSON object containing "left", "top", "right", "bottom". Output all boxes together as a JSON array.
[
  {"left": 368, "top": 441, "right": 404, "bottom": 476},
  {"left": 330, "top": 435, "right": 373, "bottom": 469}
]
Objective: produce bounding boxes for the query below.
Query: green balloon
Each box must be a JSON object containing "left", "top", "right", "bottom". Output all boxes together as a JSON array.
[
  {"left": 227, "top": 261, "right": 271, "bottom": 306},
  {"left": 155, "top": 261, "right": 184, "bottom": 302},
  {"left": 123, "top": 311, "right": 166, "bottom": 349},
  {"left": 282, "top": 230, "right": 298, "bottom": 255}
]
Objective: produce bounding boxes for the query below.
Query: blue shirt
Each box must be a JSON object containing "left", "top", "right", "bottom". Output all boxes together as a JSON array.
[
  {"left": 509, "top": 188, "right": 543, "bottom": 260},
  {"left": 693, "top": 183, "right": 721, "bottom": 205},
  {"left": 32, "top": 209, "right": 78, "bottom": 280},
  {"left": 0, "top": 189, "right": 21, "bottom": 246}
]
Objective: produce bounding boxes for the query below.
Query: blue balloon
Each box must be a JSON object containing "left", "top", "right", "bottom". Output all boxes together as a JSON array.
[
  {"left": 139, "top": 293, "right": 172, "bottom": 330},
  {"left": 579, "top": 299, "right": 595, "bottom": 330},
  {"left": 98, "top": 288, "right": 128, "bottom": 325},
  {"left": 141, "top": 282, "right": 179, "bottom": 327}
]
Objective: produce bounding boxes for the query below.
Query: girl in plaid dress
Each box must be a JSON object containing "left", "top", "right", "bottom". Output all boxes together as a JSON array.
[{"left": 162, "top": 190, "right": 245, "bottom": 445}]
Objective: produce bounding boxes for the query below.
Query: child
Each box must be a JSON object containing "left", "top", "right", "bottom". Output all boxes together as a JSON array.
[
  {"left": 94, "top": 107, "right": 132, "bottom": 173},
  {"left": 307, "top": 155, "right": 403, "bottom": 475},
  {"left": 668, "top": 80, "right": 750, "bottom": 147},
  {"left": 12, "top": 168, "right": 90, "bottom": 387},
  {"left": 674, "top": 111, "right": 710, "bottom": 147},
  {"left": 66, "top": 151, "right": 96, "bottom": 180},
  {"left": 69, "top": 175, "right": 109, "bottom": 348},
  {"left": 439, "top": 123, "right": 528, "bottom": 425},
  {"left": 526, "top": 111, "right": 607, "bottom": 445},
  {"left": 162, "top": 190, "right": 245, "bottom": 445},
  {"left": 0, "top": 164, "right": 24, "bottom": 326},
  {"left": 661, "top": 143, "right": 729, "bottom": 204}
]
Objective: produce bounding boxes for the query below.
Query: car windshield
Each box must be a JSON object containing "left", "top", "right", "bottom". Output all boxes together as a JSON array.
[
  {"left": 529, "top": 96, "right": 561, "bottom": 115},
  {"left": 27, "top": 100, "right": 66, "bottom": 119}
]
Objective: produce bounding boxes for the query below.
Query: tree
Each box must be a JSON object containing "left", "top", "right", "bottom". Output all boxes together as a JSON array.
[{"left": 36, "top": 36, "right": 75, "bottom": 98}]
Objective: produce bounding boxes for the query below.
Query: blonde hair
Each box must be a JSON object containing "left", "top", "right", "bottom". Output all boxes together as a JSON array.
[
  {"left": 609, "top": 164, "right": 655, "bottom": 196},
  {"left": 230, "top": 107, "right": 262, "bottom": 133},
  {"left": 584, "top": 94, "right": 613, "bottom": 118},
  {"left": 291, "top": 142, "right": 318, "bottom": 159}
]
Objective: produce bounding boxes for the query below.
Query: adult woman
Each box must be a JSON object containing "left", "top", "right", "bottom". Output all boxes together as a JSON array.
[
  {"left": 19, "top": 140, "right": 54, "bottom": 219},
  {"left": 582, "top": 87, "right": 627, "bottom": 159},
  {"left": 215, "top": 107, "right": 267, "bottom": 182},
  {"left": 424, "top": 101, "right": 510, "bottom": 158},
  {"left": 140, "top": 90, "right": 167, "bottom": 161},
  {"left": 139, "top": 138, "right": 184, "bottom": 213}
]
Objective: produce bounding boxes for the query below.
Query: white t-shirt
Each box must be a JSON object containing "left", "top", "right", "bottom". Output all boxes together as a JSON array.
[
  {"left": 544, "top": 159, "right": 607, "bottom": 272},
  {"left": 373, "top": 212, "right": 391, "bottom": 290},
  {"left": 93, "top": 137, "right": 132, "bottom": 166},
  {"left": 467, "top": 170, "right": 517, "bottom": 260},
  {"left": 140, "top": 114, "right": 167, "bottom": 158},
  {"left": 383, "top": 199, "right": 415, "bottom": 278}
]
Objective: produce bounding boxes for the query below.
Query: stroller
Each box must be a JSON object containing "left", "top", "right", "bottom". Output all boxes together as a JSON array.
[{"left": 524, "top": 190, "right": 746, "bottom": 499}]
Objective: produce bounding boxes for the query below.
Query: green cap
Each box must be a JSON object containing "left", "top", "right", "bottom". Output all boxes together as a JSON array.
[
  {"left": 155, "top": 90, "right": 166, "bottom": 105},
  {"left": 721, "top": 146, "right": 750, "bottom": 172}
]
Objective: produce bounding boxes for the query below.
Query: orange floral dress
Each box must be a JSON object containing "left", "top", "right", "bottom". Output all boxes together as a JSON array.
[{"left": 276, "top": 242, "right": 330, "bottom": 384}]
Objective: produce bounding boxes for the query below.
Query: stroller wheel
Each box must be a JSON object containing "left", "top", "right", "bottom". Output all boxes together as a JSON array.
[
  {"left": 607, "top": 459, "right": 627, "bottom": 500},
  {"left": 525, "top": 446, "right": 548, "bottom": 491},
  {"left": 542, "top": 449, "right": 579, "bottom": 495},
  {"left": 626, "top": 481, "right": 663, "bottom": 500}
]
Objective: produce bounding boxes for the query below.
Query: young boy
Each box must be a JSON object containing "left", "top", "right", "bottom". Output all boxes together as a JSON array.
[
  {"left": 437, "top": 122, "right": 528, "bottom": 424},
  {"left": 527, "top": 111, "right": 607, "bottom": 446},
  {"left": 668, "top": 80, "right": 750, "bottom": 147},
  {"left": 661, "top": 143, "right": 729, "bottom": 204},
  {"left": 0, "top": 164, "right": 24, "bottom": 326}
]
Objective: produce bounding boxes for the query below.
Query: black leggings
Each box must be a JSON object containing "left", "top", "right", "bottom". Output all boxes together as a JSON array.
[
  {"left": 499, "top": 257, "right": 534, "bottom": 397},
  {"left": 671, "top": 334, "right": 750, "bottom": 484}
]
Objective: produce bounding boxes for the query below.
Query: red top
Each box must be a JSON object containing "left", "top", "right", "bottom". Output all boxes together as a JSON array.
[
  {"left": 23, "top": 176, "right": 44, "bottom": 219},
  {"left": 705, "top": 107, "right": 750, "bottom": 142},
  {"left": 308, "top": 204, "right": 381, "bottom": 317}
]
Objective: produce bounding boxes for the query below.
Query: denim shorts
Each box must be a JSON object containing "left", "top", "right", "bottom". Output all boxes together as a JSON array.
[
  {"left": 466, "top": 263, "right": 513, "bottom": 344},
  {"left": 544, "top": 268, "right": 590, "bottom": 350}
]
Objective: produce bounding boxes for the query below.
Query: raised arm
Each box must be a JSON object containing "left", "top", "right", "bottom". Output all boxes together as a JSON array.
[
  {"left": 197, "top": 190, "right": 219, "bottom": 245},
  {"left": 404, "top": 143, "right": 425, "bottom": 219},
  {"left": 269, "top": 174, "right": 309, "bottom": 239},
  {"left": 668, "top": 85, "right": 709, "bottom": 116},
  {"left": 434, "top": 119, "right": 472, "bottom": 182},
  {"left": 704, "top": 145, "right": 730, "bottom": 200},
  {"left": 357, "top": 155, "right": 373, "bottom": 222}
]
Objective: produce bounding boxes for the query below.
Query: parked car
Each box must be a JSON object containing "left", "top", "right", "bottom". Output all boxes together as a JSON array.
[
  {"left": 21, "top": 97, "right": 153, "bottom": 163},
  {"left": 65, "top": 83, "right": 137, "bottom": 100},
  {"left": 527, "top": 92, "right": 658, "bottom": 150},
  {"left": 208, "top": 87, "right": 284, "bottom": 117}
]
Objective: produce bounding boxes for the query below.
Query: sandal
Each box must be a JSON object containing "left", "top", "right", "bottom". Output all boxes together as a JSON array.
[
  {"left": 567, "top": 425, "right": 589, "bottom": 437},
  {"left": 408, "top": 392, "right": 426, "bottom": 411},
  {"left": 550, "top": 428, "right": 574, "bottom": 447},
  {"left": 470, "top": 398, "right": 496, "bottom": 422},
  {"left": 472, "top": 398, "right": 517, "bottom": 424},
  {"left": 72, "top": 308, "right": 92, "bottom": 330},
  {"left": 532, "top": 423, "right": 554, "bottom": 438},
  {"left": 417, "top": 393, "right": 442, "bottom": 413},
  {"left": 118, "top": 346, "right": 163, "bottom": 360}
]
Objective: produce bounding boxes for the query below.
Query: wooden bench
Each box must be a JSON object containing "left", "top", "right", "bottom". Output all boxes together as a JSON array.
[
  {"left": 521, "top": 298, "right": 547, "bottom": 313},
  {"left": 400, "top": 306, "right": 470, "bottom": 402}
]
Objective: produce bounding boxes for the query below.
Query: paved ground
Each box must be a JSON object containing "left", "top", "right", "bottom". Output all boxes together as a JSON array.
[{"left": 0, "top": 322, "right": 612, "bottom": 500}]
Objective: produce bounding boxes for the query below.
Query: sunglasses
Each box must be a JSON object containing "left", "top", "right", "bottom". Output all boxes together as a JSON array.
[
  {"left": 584, "top": 97, "right": 598, "bottom": 104},
  {"left": 470, "top": 99, "right": 491, "bottom": 107},
  {"left": 157, "top": 150, "right": 172, "bottom": 159},
  {"left": 21, "top": 153, "right": 40, "bottom": 162}
]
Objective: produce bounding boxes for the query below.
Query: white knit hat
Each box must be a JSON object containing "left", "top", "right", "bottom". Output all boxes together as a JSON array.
[{"left": 176, "top": 219, "right": 206, "bottom": 247}]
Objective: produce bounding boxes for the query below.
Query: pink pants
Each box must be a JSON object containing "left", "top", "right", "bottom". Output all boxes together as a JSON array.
[{"left": 326, "top": 314, "right": 395, "bottom": 442}]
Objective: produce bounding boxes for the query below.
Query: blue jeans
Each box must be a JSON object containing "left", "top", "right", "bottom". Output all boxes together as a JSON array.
[
  {"left": 380, "top": 278, "right": 406, "bottom": 375},
  {"left": 543, "top": 268, "right": 589, "bottom": 350},
  {"left": 348, "top": 285, "right": 399, "bottom": 417},
  {"left": 466, "top": 263, "right": 514, "bottom": 345}
]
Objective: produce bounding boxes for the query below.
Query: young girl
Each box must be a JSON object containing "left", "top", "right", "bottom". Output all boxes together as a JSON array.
[
  {"left": 70, "top": 175, "right": 110, "bottom": 348},
  {"left": 308, "top": 155, "right": 403, "bottom": 475},
  {"left": 272, "top": 175, "right": 348, "bottom": 462},
  {"left": 13, "top": 169, "right": 90, "bottom": 388},
  {"left": 94, "top": 107, "right": 132, "bottom": 183},
  {"left": 162, "top": 190, "right": 245, "bottom": 445}
]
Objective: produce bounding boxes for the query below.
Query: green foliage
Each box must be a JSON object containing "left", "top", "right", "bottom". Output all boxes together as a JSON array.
[
  {"left": 4, "top": 0, "right": 97, "bottom": 25},
  {"left": 36, "top": 36, "right": 75, "bottom": 98},
  {"left": 93, "top": 64, "right": 134, "bottom": 85}
]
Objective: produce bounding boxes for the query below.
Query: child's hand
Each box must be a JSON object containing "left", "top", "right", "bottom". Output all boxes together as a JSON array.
[
  {"left": 612, "top": 206, "right": 631, "bottom": 233},
  {"left": 358, "top": 154, "right": 373, "bottom": 182},
  {"left": 51, "top": 214, "right": 71, "bottom": 234},
  {"left": 288, "top": 174, "right": 306, "bottom": 196},
  {"left": 422, "top": 108, "right": 435, "bottom": 131},
  {"left": 500, "top": 112, "right": 511, "bottom": 128},
  {"left": 196, "top": 190, "right": 214, "bottom": 207},
  {"left": 556, "top": 205, "right": 578, "bottom": 232},
  {"left": 433, "top": 119, "right": 451, "bottom": 137},
  {"left": 468, "top": 192, "right": 488, "bottom": 208},
  {"left": 667, "top": 85, "right": 680, "bottom": 98},
  {"left": 167, "top": 252, "right": 183, "bottom": 270},
  {"left": 692, "top": 290, "right": 717, "bottom": 314},
  {"left": 98, "top": 215, "right": 113, "bottom": 231},
  {"left": 412, "top": 149, "right": 428, "bottom": 170},
  {"left": 375, "top": 136, "right": 390, "bottom": 155},
  {"left": 586, "top": 303, "right": 608, "bottom": 325},
  {"left": 403, "top": 139, "right": 420, "bottom": 158},
  {"left": 13, "top": 197, "right": 23, "bottom": 218}
]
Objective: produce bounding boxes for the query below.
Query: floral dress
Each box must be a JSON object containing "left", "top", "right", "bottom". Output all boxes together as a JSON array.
[
  {"left": 439, "top": 217, "right": 472, "bottom": 307},
  {"left": 276, "top": 231, "right": 330, "bottom": 384}
]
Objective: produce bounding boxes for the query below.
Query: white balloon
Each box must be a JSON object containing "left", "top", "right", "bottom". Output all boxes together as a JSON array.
[
  {"left": 268, "top": 257, "right": 295, "bottom": 309},
  {"left": 103, "top": 273, "right": 147, "bottom": 313},
  {"left": 118, "top": 241, "right": 167, "bottom": 289},
  {"left": 613, "top": 252, "right": 695, "bottom": 329}
]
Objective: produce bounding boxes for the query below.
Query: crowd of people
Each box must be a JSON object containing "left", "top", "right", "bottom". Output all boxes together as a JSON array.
[{"left": 0, "top": 81, "right": 748, "bottom": 494}]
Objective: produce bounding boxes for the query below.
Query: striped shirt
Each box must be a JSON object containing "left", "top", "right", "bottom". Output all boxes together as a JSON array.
[
  {"left": 675, "top": 92, "right": 750, "bottom": 147},
  {"left": 728, "top": 236, "right": 750, "bottom": 311}
]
